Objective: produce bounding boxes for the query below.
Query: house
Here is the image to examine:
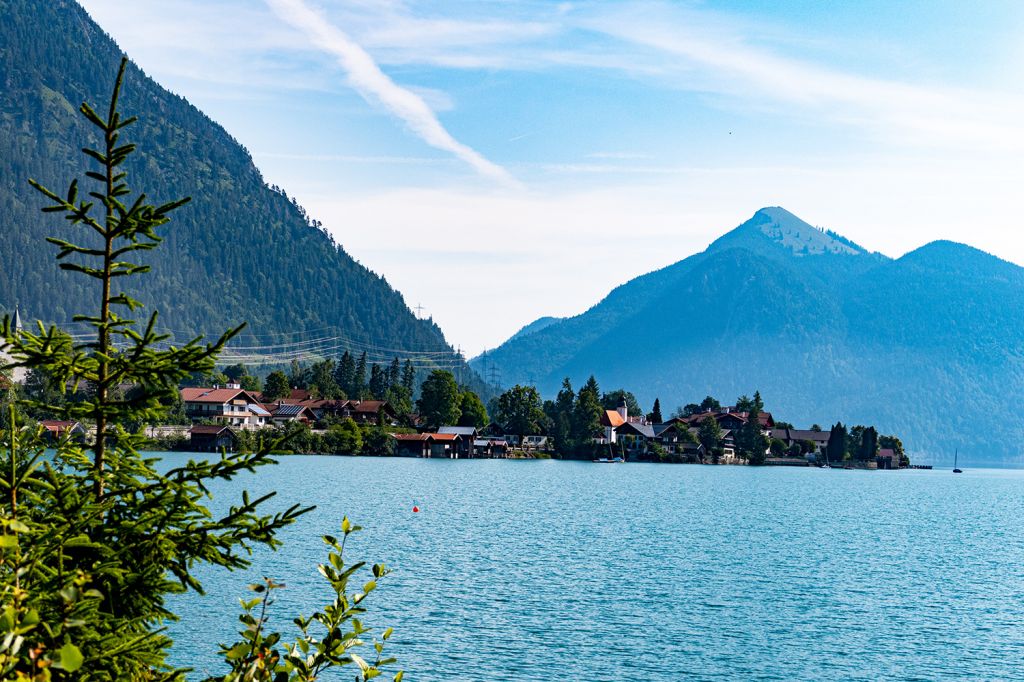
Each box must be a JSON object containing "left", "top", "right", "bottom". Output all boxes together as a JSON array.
[
  {"left": 876, "top": 448, "right": 899, "bottom": 469},
  {"left": 39, "top": 420, "right": 86, "bottom": 443},
  {"left": 392, "top": 433, "right": 431, "bottom": 457},
  {"left": 770, "top": 428, "right": 830, "bottom": 455},
  {"left": 473, "top": 439, "right": 509, "bottom": 458},
  {"left": 522, "top": 435, "right": 550, "bottom": 451},
  {"left": 598, "top": 396, "right": 629, "bottom": 444},
  {"left": 391, "top": 432, "right": 464, "bottom": 458},
  {"left": 181, "top": 386, "right": 265, "bottom": 429},
  {"left": 267, "top": 403, "right": 317, "bottom": 426},
  {"left": 683, "top": 409, "right": 775, "bottom": 433},
  {"left": 614, "top": 421, "right": 655, "bottom": 457},
  {"left": 189, "top": 424, "right": 238, "bottom": 452},
  {"left": 438, "top": 426, "right": 476, "bottom": 458},
  {"left": 345, "top": 400, "right": 397, "bottom": 425},
  {"left": 313, "top": 399, "right": 397, "bottom": 425}
]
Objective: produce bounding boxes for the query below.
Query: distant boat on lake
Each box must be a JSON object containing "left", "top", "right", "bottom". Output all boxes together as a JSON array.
[
  {"left": 593, "top": 457, "right": 624, "bottom": 464},
  {"left": 953, "top": 449, "right": 962, "bottom": 474}
]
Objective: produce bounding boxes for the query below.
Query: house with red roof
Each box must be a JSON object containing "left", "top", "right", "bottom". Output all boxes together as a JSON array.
[
  {"left": 391, "top": 432, "right": 463, "bottom": 458},
  {"left": 39, "top": 420, "right": 86, "bottom": 443},
  {"left": 181, "top": 385, "right": 269, "bottom": 429}
]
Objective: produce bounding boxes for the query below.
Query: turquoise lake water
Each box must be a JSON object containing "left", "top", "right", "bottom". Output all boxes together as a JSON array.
[{"left": 163, "top": 455, "right": 1024, "bottom": 681}]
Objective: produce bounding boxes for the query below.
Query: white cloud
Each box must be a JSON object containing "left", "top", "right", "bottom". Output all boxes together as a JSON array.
[{"left": 264, "top": 0, "right": 519, "bottom": 187}]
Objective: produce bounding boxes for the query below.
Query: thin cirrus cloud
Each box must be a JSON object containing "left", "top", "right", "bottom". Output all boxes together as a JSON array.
[
  {"left": 574, "top": 6, "right": 1024, "bottom": 154},
  {"left": 264, "top": 0, "right": 519, "bottom": 188}
]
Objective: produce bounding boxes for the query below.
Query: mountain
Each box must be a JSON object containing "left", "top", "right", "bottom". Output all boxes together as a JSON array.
[
  {"left": 472, "top": 207, "right": 1024, "bottom": 463},
  {"left": 506, "top": 316, "right": 564, "bottom": 343},
  {"left": 0, "top": 0, "right": 458, "bottom": 367}
]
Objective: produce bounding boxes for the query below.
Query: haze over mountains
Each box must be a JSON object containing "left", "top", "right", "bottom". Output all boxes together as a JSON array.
[
  {"left": 472, "top": 207, "right": 1024, "bottom": 463},
  {"left": 0, "top": 0, "right": 462, "bottom": 370}
]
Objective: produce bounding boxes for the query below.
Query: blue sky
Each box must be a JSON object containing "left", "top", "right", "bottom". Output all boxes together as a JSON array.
[{"left": 78, "top": 0, "right": 1024, "bottom": 355}]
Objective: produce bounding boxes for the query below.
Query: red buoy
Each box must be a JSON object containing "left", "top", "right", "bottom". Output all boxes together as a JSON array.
[{"left": 412, "top": 506, "right": 420, "bottom": 513}]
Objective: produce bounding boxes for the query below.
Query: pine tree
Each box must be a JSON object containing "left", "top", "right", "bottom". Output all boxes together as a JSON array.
[
  {"left": 388, "top": 357, "right": 401, "bottom": 390},
  {"left": 353, "top": 352, "right": 368, "bottom": 399},
  {"left": 648, "top": 398, "right": 663, "bottom": 424},
  {"left": 335, "top": 350, "right": 355, "bottom": 398},
  {"left": 369, "top": 363, "right": 388, "bottom": 400},
  {"left": 572, "top": 375, "right": 603, "bottom": 450},
  {"left": 827, "top": 422, "right": 848, "bottom": 464},
  {"left": 401, "top": 359, "right": 415, "bottom": 394},
  {"left": 0, "top": 59, "right": 311, "bottom": 677}
]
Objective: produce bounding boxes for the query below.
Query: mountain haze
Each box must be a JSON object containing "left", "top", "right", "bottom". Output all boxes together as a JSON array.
[
  {"left": 0, "top": 0, "right": 456, "bottom": 364},
  {"left": 473, "top": 208, "right": 1024, "bottom": 463}
]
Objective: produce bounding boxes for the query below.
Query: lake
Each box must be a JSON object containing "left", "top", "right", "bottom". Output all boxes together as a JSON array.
[{"left": 164, "top": 455, "right": 1024, "bottom": 681}]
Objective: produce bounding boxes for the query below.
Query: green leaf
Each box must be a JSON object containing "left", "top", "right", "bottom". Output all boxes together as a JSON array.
[
  {"left": 0, "top": 535, "right": 18, "bottom": 548},
  {"left": 57, "top": 642, "right": 84, "bottom": 672}
]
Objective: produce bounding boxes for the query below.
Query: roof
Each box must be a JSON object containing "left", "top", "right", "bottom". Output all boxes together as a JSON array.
[
  {"left": 600, "top": 410, "right": 625, "bottom": 428},
  {"left": 429, "top": 433, "right": 459, "bottom": 441},
  {"left": 771, "top": 428, "right": 830, "bottom": 443},
  {"left": 248, "top": 404, "right": 272, "bottom": 417},
  {"left": 181, "top": 387, "right": 254, "bottom": 404},
  {"left": 350, "top": 400, "right": 389, "bottom": 414},
  {"left": 40, "top": 420, "right": 80, "bottom": 433},
  {"left": 878, "top": 448, "right": 896, "bottom": 458},
  {"left": 392, "top": 433, "right": 430, "bottom": 442},
  {"left": 616, "top": 422, "right": 655, "bottom": 438},
  {"left": 439, "top": 426, "right": 477, "bottom": 436},
  {"left": 272, "top": 403, "right": 310, "bottom": 418},
  {"left": 189, "top": 425, "right": 235, "bottom": 436}
]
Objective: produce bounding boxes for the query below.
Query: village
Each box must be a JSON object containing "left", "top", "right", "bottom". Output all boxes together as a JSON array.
[
  {"left": 2, "top": 306, "right": 905, "bottom": 468},
  {"left": 158, "top": 378, "right": 906, "bottom": 469}
]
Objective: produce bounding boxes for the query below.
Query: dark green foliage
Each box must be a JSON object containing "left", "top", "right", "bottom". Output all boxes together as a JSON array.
[
  {"left": 493, "top": 385, "right": 546, "bottom": 436},
  {"left": 368, "top": 363, "right": 388, "bottom": 401},
  {"left": 458, "top": 390, "right": 488, "bottom": 428},
  {"left": 827, "top": 423, "right": 848, "bottom": 464},
  {"left": 546, "top": 378, "right": 575, "bottom": 457},
  {"left": 309, "top": 359, "right": 339, "bottom": 399},
  {"left": 262, "top": 370, "right": 290, "bottom": 401},
  {"left": 416, "top": 370, "right": 461, "bottom": 428},
  {"left": 600, "top": 390, "right": 641, "bottom": 419},
  {"left": 335, "top": 351, "right": 356, "bottom": 398},
  {"left": 858, "top": 426, "right": 879, "bottom": 461},
  {"left": 648, "top": 398, "right": 662, "bottom": 424},
  {"left": 0, "top": 61, "right": 314, "bottom": 678},
  {"left": 697, "top": 415, "right": 723, "bottom": 456},
  {"left": 473, "top": 206, "right": 1024, "bottom": 462},
  {"left": 401, "top": 361, "right": 415, "bottom": 394},
  {"left": 353, "top": 353, "right": 368, "bottom": 399},
  {"left": 879, "top": 434, "right": 904, "bottom": 457},
  {"left": 572, "top": 376, "right": 603, "bottom": 450},
  {"left": 737, "top": 391, "right": 766, "bottom": 465},
  {"left": 324, "top": 419, "right": 362, "bottom": 455},
  {"left": 0, "top": 0, "right": 455, "bottom": 363}
]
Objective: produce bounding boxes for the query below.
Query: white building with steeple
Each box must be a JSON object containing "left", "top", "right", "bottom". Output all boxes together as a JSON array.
[{"left": 1, "top": 305, "right": 27, "bottom": 384}]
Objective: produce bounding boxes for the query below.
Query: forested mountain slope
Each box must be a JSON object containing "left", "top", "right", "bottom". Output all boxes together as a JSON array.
[{"left": 0, "top": 0, "right": 452, "bottom": 358}]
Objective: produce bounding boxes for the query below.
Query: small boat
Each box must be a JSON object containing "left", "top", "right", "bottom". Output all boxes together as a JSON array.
[
  {"left": 953, "top": 449, "right": 962, "bottom": 474},
  {"left": 592, "top": 457, "right": 624, "bottom": 464}
]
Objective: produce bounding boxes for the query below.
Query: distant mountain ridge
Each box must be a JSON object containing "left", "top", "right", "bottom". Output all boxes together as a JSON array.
[
  {"left": 471, "top": 208, "right": 1024, "bottom": 463},
  {"left": 0, "top": 0, "right": 458, "bottom": 365}
]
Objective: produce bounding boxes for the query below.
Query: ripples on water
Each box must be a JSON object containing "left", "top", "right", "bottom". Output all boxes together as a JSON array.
[{"left": 164, "top": 456, "right": 1024, "bottom": 681}]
